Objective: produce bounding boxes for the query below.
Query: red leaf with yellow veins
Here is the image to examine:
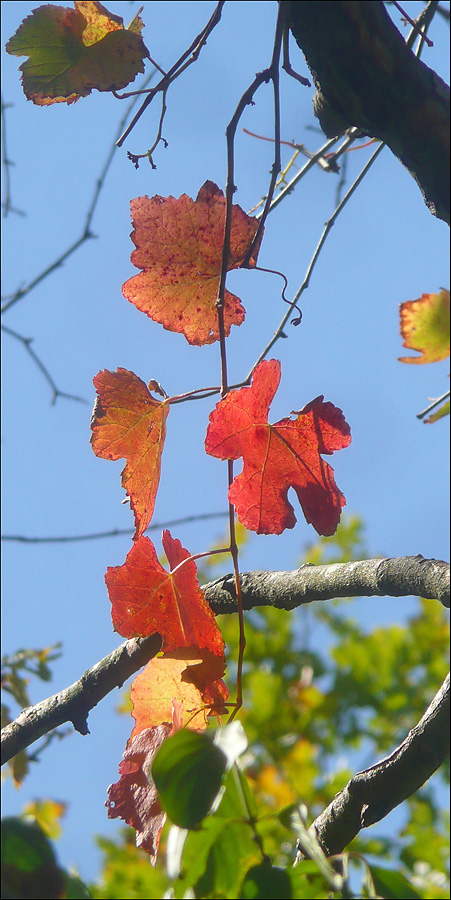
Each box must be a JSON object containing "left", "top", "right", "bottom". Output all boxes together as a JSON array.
[
  {"left": 105, "top": 531, "right": 225, "bottom": 655},
  {"left": 122, "top": 181, "right": 263, "bottom": 345},
  {"left": 399, "top": 289, "right": 450, "bottom": 364},
  {"left": 91, "top": 368, "right": 168, "bottom": 540},
  {"left": 5, "top": 1, "right": 149, "bottom": 106},
  {"left": 205, "top": 359, "right": 351, "bottom": 536}
]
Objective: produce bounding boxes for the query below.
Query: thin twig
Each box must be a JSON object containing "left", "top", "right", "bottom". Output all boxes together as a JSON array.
[
  {"left": 1, "top": 511, "right": 229, "bottom": 544},
  {"left": 417, "top": 390, "right": 450, "bottom": 420},
  {"left": 1, "top": 96, "right": 25, "bottom": 218},
  {"left": 392, "top": 0, "right": 434, "bottom": 45},
  {"left": 248, "top": 140, "right": 385, "bottom": 378},
  {"left": 1, "top": 68, "right": 157, "bottom": 316},
  {"left": 116, "top": 1, "right": 225, "bottom": 150},
  {"left": 1, "top": 325, "right": 88, "bottom": 405}
]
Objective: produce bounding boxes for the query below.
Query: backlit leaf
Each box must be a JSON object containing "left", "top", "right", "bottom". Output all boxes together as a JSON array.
[
  {"left": 105, "top": 530, "right": 225, "bottom": 656},
  {"left": 399, "top": 290, "right": 450, "bottom": 363},
  {"left": 130, "top": 649, "right": 228, "bottom": 738},
  {"left": 122, "top": 181, "right": 262, "bottom": 345},
  {"left": 205, "top": 359, "right": 351, "bottom": 535},
  {"left": 152, "top": 729, "right": 227, "bottom": 829},
  {"left": 106, "top": 725, "right": 170, "bottom": 865},
  {"left": 5, "top": 1, "right": 149, "bottom": 105},
  {"left": 91, "top": 368, "right": 168, "bottom": 540}
]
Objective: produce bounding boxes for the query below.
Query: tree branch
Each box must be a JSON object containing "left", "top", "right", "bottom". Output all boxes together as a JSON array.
[
  {"left": 203, "top": 555, "right": 450, "bottom": 613},
  {"left": 1, "top": 634, "right": 162, "bottom": 765},
  {"left": 284, "top": 0, "right": 450, "bottom": 224},
  {"left": 2, "top": 556, "right": 448, "bottom": 778},
  {"left": 296, "top": 671, "right": 450, "bottom": 859}
]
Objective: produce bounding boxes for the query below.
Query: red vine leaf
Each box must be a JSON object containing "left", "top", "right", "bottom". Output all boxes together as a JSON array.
[
  {"left": 205, "top": 359, "right": 351, "bottom": 536},
  {"left": 122, "top": 181, "right": 263, "bottom": 345},
  {"left": 399, "top": 290, "right": 450, "bottom": 364},
  {"left": 5, "top": 1, "right": 149, "bottom": 106},
  {"left": 105, "top": 531, "right": 225, "bottom": 655},
  {"left": 91, "top": 369, "right": 168, "bottom": 540},
  {"left": 106, "top": 724, "right": 170, "bottom": 865}
]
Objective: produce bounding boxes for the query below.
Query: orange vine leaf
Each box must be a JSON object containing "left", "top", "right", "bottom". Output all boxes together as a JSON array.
[
  {"left": 105, "top": 531, "right": 225, "bottom": 655},
  {"left": 205, "top": 359, "right": 351, "bottom": 536},
  {"left": 90, "top": 368, "right": 168, "bottom": 540},
  {"left": 5, "top": 1, "right": 149, "bottom": 105},
  {"left": 122, "top": 181, "right": 263, "bottom": 345}
]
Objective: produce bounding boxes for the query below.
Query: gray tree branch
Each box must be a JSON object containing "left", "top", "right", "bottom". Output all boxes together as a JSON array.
[
  {"left": 1, "top": 634, "right": 162, "bottom": 766},
  {"left": 2, "top": 556, "right": 449, "bottom": 765},
  {"left": 284, "top": 0, "right": 450, "bottom": 224},
  {"left": 296, "top": 671, "right": 450, "bottom": 859},
  {"left": 203, "top": 555, "right": 450, "bottom": 614}
]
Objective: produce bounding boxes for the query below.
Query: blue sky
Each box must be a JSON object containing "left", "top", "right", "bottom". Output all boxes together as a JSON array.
[{"left": 2, "top": 0, "right": 450, "bottom": 884}]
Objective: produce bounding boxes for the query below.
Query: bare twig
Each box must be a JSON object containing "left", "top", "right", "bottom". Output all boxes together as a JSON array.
[
  {"left": 1, "top": 96, "right": 25, "bottom": 217},
  {"left": 248, "top": 140, "right": 385, "bottom": 378},
  {"left": 1, "top": 325, "right": 88, "bottom": 405},
  {"left": 1, "top": 511, "right": 229, "bottom": 544},
  {"left": 1, "top": 68, "right": 157, "bottom": 316},
  {"left": 116, "top": 1, "right": 225, "bottom": 150},
  {"left": 417, "top": 390, "right": 450, "bottom": 420},
  {"left": 392, "top": 0, "right": 434, "bottom": 45}
]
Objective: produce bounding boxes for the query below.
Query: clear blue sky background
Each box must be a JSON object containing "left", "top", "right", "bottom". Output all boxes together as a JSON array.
[{"left": 2, "top": 0, "right": 450, "bottom": 884}]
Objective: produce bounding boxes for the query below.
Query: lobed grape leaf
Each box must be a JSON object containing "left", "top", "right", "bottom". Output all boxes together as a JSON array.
[
  {"left": 90, "top": 368, "right": 168, "bottom": 540},
  {"left": 105, "top": 530, "right": 225, "bottom": 655},
  {"left": 122, "top": 181, "right": 263, "bottom": 345},
  {"left": 399, "top": 289, "right": 450, "bottom": 364},
  {"left": 5, "top": 1, "right": 149, "bottom": 105},
  {"left": 205, "top": 359, "right": 351, "bottom": 536}
]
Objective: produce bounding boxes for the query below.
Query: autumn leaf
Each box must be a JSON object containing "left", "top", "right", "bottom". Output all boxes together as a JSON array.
[
  {"left": 105, "top": 530, "right": 225, "bottom": 655},
  {"left": 122, "top": 181, "right": 263, "bottom": 345},
  {"left": 106, "top": 724, "right": 170, "bottom": 864},
  {"left": 205, "top": 359, "right": 351, "bottom": 536},
  {"left": 131, "top": 649, "right": 228, "bottom": 738},
  {"left": 5, "top": 1, "right": 149, "bottom": 105},
  {"left": 399, "top": 289, "right": 450, "bottom": 364},
  {"left": 90, "top": 368, "right": 168, "bottom": 540},
  {"left": 107, "top": 649, "right": 228, "bottom": 862}
]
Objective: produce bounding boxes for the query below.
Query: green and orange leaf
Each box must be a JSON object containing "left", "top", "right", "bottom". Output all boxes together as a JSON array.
[
  {"left": 399, "top": 289, "right": 450, "bottom": 364},
  {"left": 205, "top": 359, "right": 351, "bottom": 536},
  {"left": 122, "top": 181, "right": 263, "bottom": 345},
  {"left": 5, "top": 1, "right": 149, "bottom": 105},
  {"left": 90, "top": 368, "right": 168, "bottom": 540},
  {"left": 105, "top": 530, "right": 225, "bottom": 656}
]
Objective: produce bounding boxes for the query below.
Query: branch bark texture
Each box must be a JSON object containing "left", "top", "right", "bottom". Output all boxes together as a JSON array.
[
  {"left": 1, "top": 634, "right": 162, "bottom": 766},
  {"left": 298, "top": 672, "right": 450, "bottom": 859},
  {"left": 203, "top": 555, "right": 450, "bottom": 614},
  {"left": 284, "top": 0, "right": 450, "bottom": 223},
  {"left": 2, "top": 556, "right": 448, "bottom": 770}
]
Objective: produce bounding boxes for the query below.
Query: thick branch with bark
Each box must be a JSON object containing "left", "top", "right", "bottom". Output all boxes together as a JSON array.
[
  {"left": 1, "top": 634, "right": 162, "bottom": 765},
  {"left": 284, "top": 0, "right": 450, "bottom": 223},
  {"left": 203, "top": 555, "right": 450, "bottom": 613},
  {"left": 297, "top": 672, "right": 450, "bottom": 859},
  {"left": 2, "top": 557, "right": 448, "bottom": 763}
]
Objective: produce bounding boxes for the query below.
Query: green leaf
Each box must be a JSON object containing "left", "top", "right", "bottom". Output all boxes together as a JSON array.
[
  {"left": 152, "top": 730, "right": 227, "bottom": 829},
  {"left": 240, "top": 861, "right": 292, "bottom": 899},
  {"left": 1, "top": 817, "right": 65, "bottom": 899},
  {"left": 368, "top": 865, "right": 423, "bottom": 899}
]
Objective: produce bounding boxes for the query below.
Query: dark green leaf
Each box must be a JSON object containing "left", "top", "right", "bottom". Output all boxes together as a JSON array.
[{"left": 152, "top": 729, "right": 227, "bottom": 829}]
